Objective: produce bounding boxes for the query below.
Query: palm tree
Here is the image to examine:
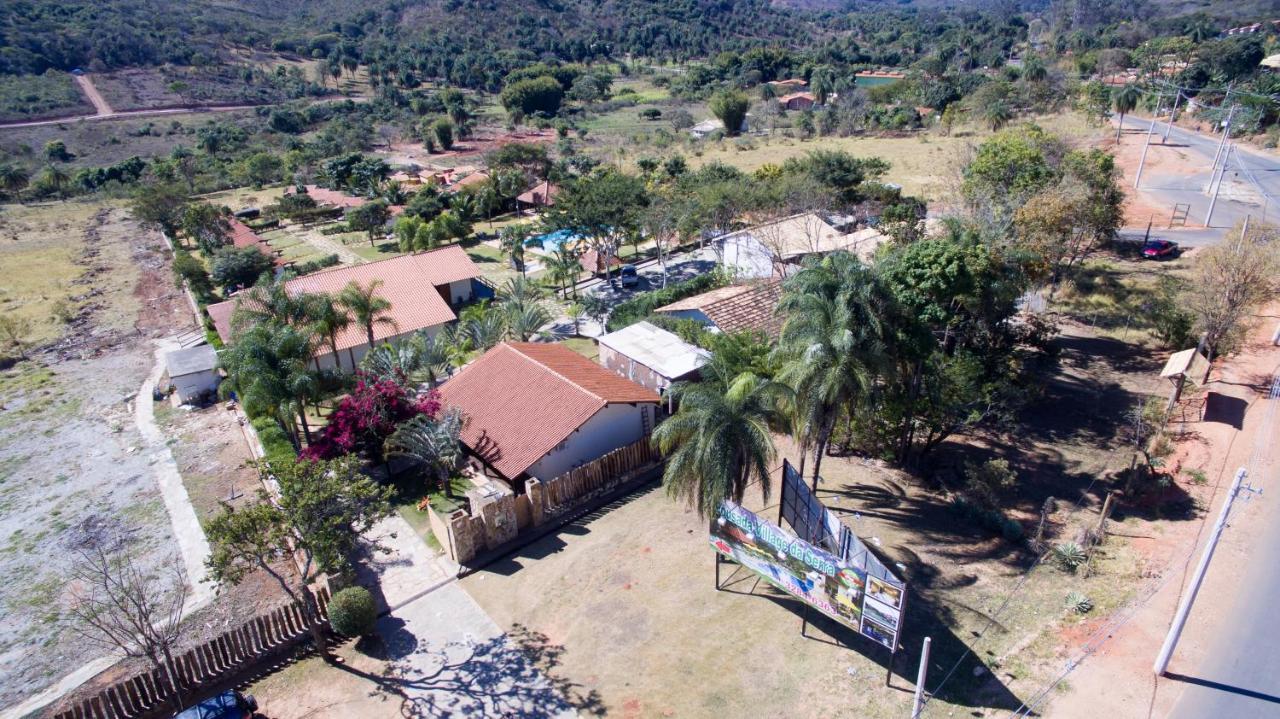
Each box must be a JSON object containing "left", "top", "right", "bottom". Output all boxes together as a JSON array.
[
  {"left": 219, "top": 322, "right": 324, "bottom": 448},
  {"left": 1022, "top": 57, "right": 1048, "bottom": 84},
  {"left": 775, "top": 252, "right": 887, "bottom": 491},
  {"left": 230, "top": 281, "right": 312, "bottom": 337},
  {"left": 1113, "top": 84, "right": 1141, "bottom": 143},
  {"left": 545, "top": 243, "right": 582, "bottom": 298},
  {"left": 500, "top": 224, "right": 531, "bottom": 276},
  {"left": 465, "top": 311, "right": 506, "bottom": 352},
  {"left": 982, "top": 101, "right": 1012, "bottom": 132},
  {"left": 40, "top": 164, "right": 69, "bottom": 200},
  {"left": 338, "top": 280, "right": 396, "bottom": 348},
  {"left": 304, "top": 295, "right": 352, "bottom": 372},
  {"left": 0, "top": 164, "right": 30, "bottom": 198},
  {"left": 385, "top": 408, "right": 466, "bottom": 498},
  {"left": 652, "top": 363, "right": 787, "bottom": 519}
]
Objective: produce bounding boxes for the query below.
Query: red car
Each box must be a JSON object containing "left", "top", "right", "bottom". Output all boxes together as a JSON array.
[{"left": 1142, "top": 239, "right": 1179, "bottom": 259}]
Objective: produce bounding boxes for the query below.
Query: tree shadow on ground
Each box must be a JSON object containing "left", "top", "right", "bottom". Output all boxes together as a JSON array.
[
  {"left": 335, "top": 624, "right": 604, "bottom": 718},
  {"left": 716, "top": 563, "right": 1031, "bottom": 715}
]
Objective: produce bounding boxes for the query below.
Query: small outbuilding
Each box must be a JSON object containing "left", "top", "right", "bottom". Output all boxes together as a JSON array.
[
  {"left": 164, "top": 345, "right": 220, "bottom": 404},
  {"left": 597, "top": 321, "right": 711, "bottom": 397}
]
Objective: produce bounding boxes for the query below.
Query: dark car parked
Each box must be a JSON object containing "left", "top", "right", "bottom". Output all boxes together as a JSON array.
[
  {"left": 175, "top": 690, "right": 258, "bottom": 719},
  {"left": 1141, "top": 239, "right": 1179, "bottom": 259},
  {"left": 619, "top": 264, "right": 640, "bottom": 288}
]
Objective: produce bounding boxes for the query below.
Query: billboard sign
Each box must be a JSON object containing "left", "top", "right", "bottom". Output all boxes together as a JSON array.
[{"left": 710, "top": 500, "right": 903, "bottom": 651}]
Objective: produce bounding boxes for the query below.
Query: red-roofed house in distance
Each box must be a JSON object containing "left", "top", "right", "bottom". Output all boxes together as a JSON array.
[
  {"left": 779, "top": 92, "right": 816, "bottom": 111},
  {"left": 438, "top": 342, "right": 661, "bottom": 487},
  {"left": 227, "top": 218, "right": 286, "bottom": 268},
  {"left": 206, "top": 245, "right": 490, "bottom": 371},
  {"left": 516, "top": 180, "right": 560, "bottom": 212}
]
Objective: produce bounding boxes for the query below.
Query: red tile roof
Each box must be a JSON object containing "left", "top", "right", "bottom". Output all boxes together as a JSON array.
[
  {"left": 289, "top": 185, "right": 404, "bottom": 215},
  {"left": 779, "top": 91, "right": 815, "bottom": 104},
  {"left": 516, "top": 180, "right": 560, "bottom": 207},
  {"left": 206, "top": 245, "right": 481, "bottom": 349},
  {"left": 452, "top": 171, "right": 491, "bottom": 189},
  {"left": 438, "top": 342, "right": 659, "bottom": 479},
  {"left": 227, "top": 218, "right": 285, "bottom": 267},
  {"left": 702, "top": 279, "right": 783, "bottom": 337},
  {"left": 580, "top": 249, "right": 622, "bottom": 274}
]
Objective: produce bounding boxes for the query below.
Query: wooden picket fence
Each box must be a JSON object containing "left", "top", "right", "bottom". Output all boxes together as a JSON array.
[
  {"left": 52, "top": 587, "right": 331, "bottom": 719},
  {"left": 542, "top": 437, "right": 659, "bottom": 516}
]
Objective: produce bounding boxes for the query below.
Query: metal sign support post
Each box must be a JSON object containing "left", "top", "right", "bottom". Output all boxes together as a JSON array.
[
  {"left": 911, "top": 636, "right": 932, "bottom": 719},
  {"left": 714, "top": 551, "right": 722, "bottom": 591},
  {"left": 888, "top": 585, "right": 909, "bottom": 687}
]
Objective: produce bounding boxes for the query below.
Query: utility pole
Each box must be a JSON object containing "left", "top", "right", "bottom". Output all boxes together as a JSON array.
[
  {"left": 1154, "top": 468, "right": 1257, "bottom": 676},
  {"left": 1205, "top": 143, "right": 1234, "bottom": 227},
  {"left": 1163, "top": 90, "right": 1181, "bottom": 144},
  {"left": 1208, "top": 103, "right": 1236, "bottom": 184},
  {"left": 911, "top": 637, "right": 932, "bottom": 719},
  {"left": 1134, "top": 95, "right": 1164, "bottom": 188}
]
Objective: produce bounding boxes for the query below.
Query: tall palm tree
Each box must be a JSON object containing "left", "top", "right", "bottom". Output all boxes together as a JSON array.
[
  {"left": 385, "top": 408, "right": 466, "bottom": 498},
  {"left": 304, "top": 295, "right": 352, "bottom": 372},
  {"left": 40, "top": 164, "right": 69, "bottom": 200},
  {"left": 0, "top": 164, "right": 30, "bottom": 198},
  {"left": 219, "top": 322, "right": 324, "bottom": 448},
  {"left": 652, "top": 364, "right": 787, "bottom": 519},
  {"left": 775, "top": 252, "right": 887, "bottom": 491},
  {"left": 465, "top": 311, "right": 506, "bottom": 352},
  {"left": 498, "top": 276, "right": 551, "bottom": 341},
  {"left": 545, "top": 243, "right": 582, "bottom": 298},
  {"left": 230, "top": 281, "right": 312, "bottom": 337},
  {"left": 982, "top": 101, "right": 1012, "bottom": 132},
  {"left": 500, "top": 224, "right": 531, "bottom": 276},
  {"left": 338, "top": 280, "right": 396, "bottom": 348},
  {"left": 1113, "top": 84, "right": 1141, "bottom": 143}
]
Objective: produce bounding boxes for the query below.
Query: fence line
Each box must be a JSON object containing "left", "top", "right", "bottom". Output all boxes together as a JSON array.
[
  {"left": 541, "top": 437, "right": 659, "bottom": 515},
  {"left": 52, "top": 587, "right": 331, "bottom": 719}
]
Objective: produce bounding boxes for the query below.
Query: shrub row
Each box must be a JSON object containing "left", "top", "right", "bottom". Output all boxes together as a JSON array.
[
  {"left": 291, "top": 253, "right": 341, "bottom": 275},
  {"left": 250, "top": 416, "right": 299, "bottom": 468},
  {"left": 606, "top": 270, "right": 729, "bottom": 331}
]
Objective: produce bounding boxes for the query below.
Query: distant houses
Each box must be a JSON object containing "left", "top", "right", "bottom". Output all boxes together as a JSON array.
[
  {"left": 228, "top": 218, "right": 286, "bottom": 267},
  {"left": 778, "top": 92, "right": 816, "bottom": 111},
  {"left": 438, "top": 342, "right": 661, "bottom": 485},
  {"left": 207, "top": 245, "right": 486, "bottom": 370}
]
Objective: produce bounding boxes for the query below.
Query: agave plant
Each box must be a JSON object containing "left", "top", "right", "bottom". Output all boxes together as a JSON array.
[
  {"left": 1065, "top": 591, "right": 1093, "bottom": 614},
  {"left": 1053, "top": 542, "right": 1087, "bottom": 573}
]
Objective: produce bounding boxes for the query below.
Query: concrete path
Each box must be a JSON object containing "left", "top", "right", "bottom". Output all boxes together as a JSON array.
[
  {"left": 136, "top": 338, "right": 216, "bottom": 606},
  {"left": 378, "top": 582, "right": 578, "bottom": 718},
  {"left": 356, "top": 514, "right": 459, "bottom": 613},
  {"left": 294, "top": 225, "right": 365, "bottom": 265}
]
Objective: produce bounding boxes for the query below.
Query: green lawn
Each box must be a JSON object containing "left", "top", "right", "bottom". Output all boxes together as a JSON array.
[
  {"left": 391, "top": 473, "right": 473, "bottom": 552},
  {"left": 560, "top": 336, "right": 598, "bottom": 361},
  {"left": 349, "top": 237, "right": 403, "bottom": 261}
]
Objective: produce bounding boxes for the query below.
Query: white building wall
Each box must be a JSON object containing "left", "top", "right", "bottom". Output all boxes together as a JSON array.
[
  {"left": 171, "top": 370, "right": 220, "bottom": 403},
  {"left": 312, "top": 323, "right": 444, "bottom": 373},
  {"left": 526, "top": 402, "right": 654, "bottom": 481},
  {"left": 447, "top": 279, "right": 473, "bottom": 305},
  {"left": 721, "top": 235, "right": 774, "bottom": 279}
]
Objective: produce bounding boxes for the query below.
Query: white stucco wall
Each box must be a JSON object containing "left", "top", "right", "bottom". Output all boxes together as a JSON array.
[
  {"left": 526, "top": 402, "right": 654, "bottom": 481},
  {"left": 447, "top": 279, "right": 473, "bottom": 305},
  {"left": 171, "top": 370, "right": 220, "bottom": 403},
  {"left": 312, "top": 323, "right": 444, "bottom": 373},
  {"left": 721, "top": 235, "right": 774, "bottom": 279}
]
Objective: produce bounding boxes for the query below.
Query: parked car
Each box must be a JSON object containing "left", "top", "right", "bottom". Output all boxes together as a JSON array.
[
  {"left": 619, "top": 264, "right": 640, "bottom": 288},
  {"left": 175, "top": 690, "right": 258, "bottom": 719},
  {"left": 1142, "top": 239, "right": 1179, "bottom": 259}
]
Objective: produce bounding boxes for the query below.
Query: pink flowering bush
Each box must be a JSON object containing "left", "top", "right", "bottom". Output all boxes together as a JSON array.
[{"left": 302, "top": 373, "right": 441, "bottom": 461}]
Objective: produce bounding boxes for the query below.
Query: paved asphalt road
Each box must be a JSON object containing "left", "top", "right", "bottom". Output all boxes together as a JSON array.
[
  {"left": 1118, "top": 114, "right": 1280, "bottom": 237},
  {"left": 1169, "top": 485, "right": 1280, "bottom": 718}
]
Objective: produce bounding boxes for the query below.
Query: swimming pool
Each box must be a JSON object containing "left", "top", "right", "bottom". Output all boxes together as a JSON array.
[{"left": 527, "top": 229, "right": 581, "bottom": 252}]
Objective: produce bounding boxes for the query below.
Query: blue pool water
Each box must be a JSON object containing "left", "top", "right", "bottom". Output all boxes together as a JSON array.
[{"left": 527, "top": 229, "right": 580, "bottom": 251}]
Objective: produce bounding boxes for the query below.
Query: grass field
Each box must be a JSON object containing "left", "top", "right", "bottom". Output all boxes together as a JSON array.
[
  {"left": 0, "top": 72, "right": 93, "bottom": 123},
  {"left": 686, "top": 112, "right": 1102, "bottom": 202},
  {"left": 0, "top": 200, "right": 127, "bottom": 348}
]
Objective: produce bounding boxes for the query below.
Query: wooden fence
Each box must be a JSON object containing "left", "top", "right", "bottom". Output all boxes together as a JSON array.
[
  {"left": 541, "top": 437, "right": 659, "bottom": 516},
  {"left": 51, "top": 587, "right": 331, "bottom": 719}
]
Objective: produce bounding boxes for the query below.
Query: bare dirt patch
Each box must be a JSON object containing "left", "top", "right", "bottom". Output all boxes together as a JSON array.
[
  {"left": 0, "top": 204, "right": 194, "bottom": 707},
  {"left": 382, "top": 128, "right": 556, "bottom": 168}
]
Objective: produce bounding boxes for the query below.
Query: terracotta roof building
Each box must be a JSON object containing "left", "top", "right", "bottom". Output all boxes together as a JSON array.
[
  {"left": 451, "top": 171, "right": 491, "bottom": 189},
  {"left": 779, "top": 91, "right": 816, "bottom": 110},
  {"left": 719, "top": 213, "right": 887, "bottom": 279},
  {"left": 227, "top": 218, "right": 285, "bottom": 267},
  {"left": 655, "top": 279, "right": 784, "bottom": 338},
  {"left": 206, "top": 245, "right": 485, "bottom": 371},
  {"left": 439, "top": 342, "right": 660, "bottom": 483},
  {"left": 516, "top": 180, "right": 560, "bottom": 209}
]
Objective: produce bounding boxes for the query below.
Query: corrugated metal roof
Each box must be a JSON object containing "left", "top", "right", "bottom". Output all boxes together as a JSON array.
[
  {"left": 597, "top": 321, "right": 710, "bottom": 380},
  {"left": 439, "top": 342, "right": 659, "bottom": 479}
]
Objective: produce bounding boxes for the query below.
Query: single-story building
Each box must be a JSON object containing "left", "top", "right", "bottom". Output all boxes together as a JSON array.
[
  {"left": 719, "top": 213, "right": 889, "bottom": 279},
  {"left": 779, "top": 91, "right": 816, "bottom": 110},
  {"left": 439, "top": 342, "right": 661, "bottom": 487},
  {"left": 579, "top": 248, "right": 622, "bottom": 276},
  {"left": 285, "top": 185, "right": 405, "bottom": 217},
  {"left": 163, "top": 344, "right": 220, "bottom": 404},
  {"left": 451, "top": 171, "right": 491, "bottom": 190},
  {"left": 597, "top": 321, "right": 710, "bottom": 396},
  {"left": 768, "top": 78, "right": 808, "bottom": 91},
  {"left": 655, "top": 279, "right": 784, "bottom": 338},
  {"left": 206, "top": 245, "right": 488, "bottom": 371},
  {"left": 228, "top": 218, "right": 286, "bottom": 267},
  {"left": 516, "top": 180, "right": 560, "bottom": 210}
]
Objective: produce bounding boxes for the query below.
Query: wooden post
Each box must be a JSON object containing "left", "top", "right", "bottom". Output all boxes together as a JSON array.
[
  {"left": 1096, "top": 491, "right": 1116, "bottom": 542},
  {"left": 800, "top": 602, "right": 810, "bottom": 638}
]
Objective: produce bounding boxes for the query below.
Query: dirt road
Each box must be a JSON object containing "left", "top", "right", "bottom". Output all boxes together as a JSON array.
[{"left": 72, "top": 74, "right": 113, "bottom": 116}]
